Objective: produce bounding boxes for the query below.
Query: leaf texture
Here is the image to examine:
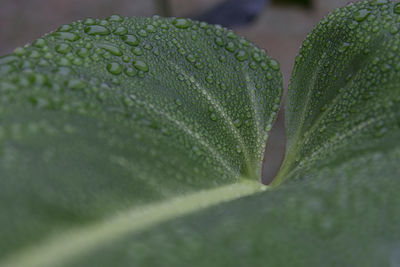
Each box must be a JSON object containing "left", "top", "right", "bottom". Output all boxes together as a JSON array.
[
  {"left": 0, "top": 15, "right": 282, "bottom": 265},
  {"left": 37, "top": 2, "right": 400, "bottom": 266}
]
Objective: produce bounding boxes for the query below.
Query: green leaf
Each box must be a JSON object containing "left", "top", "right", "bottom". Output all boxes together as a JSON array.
[
  {"left": 20, "top": 1, "right": 399, "bottom": 266},
  {"left": 0, "top": 16, "right": 282, "bottom": 266},
  {"left": 2, "top": 1, "right": 400, "bottom": 266},
  {"left": 277, "top": 0, "right": 400, "bottom": 183},
  {"left": 58, "top": 147, "right": 400, "bottom": 267}
]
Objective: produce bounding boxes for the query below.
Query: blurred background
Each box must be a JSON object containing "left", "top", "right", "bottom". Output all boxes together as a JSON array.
[{"left": 0, "top": 0, "right": 357, "bottom": 181}]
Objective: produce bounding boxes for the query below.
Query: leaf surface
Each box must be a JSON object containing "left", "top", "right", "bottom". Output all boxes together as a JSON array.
[
  {"left": 0, "top": 15, "right": 282, "bottom": 266},
  {"left": 31, "top": 2, "right": 400, "bottom": 266},
  {"left": 278, "top": 0, "right": 400, "bottom": 183}
]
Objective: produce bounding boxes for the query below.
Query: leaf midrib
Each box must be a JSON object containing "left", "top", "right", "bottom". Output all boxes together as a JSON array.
[{"left": 0, "top": 180, "right": 265, "bottom": 267}]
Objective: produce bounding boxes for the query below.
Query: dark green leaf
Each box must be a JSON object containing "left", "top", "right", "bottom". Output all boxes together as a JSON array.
[
  {"left": 277, "top": 0, "right": 400, "bottom": 183},
  {"left": 40, "top": 2, "right": 400, "bottom": 266},
  {"left": 0, "top": 16, "right": 282, "bottom": 266}
]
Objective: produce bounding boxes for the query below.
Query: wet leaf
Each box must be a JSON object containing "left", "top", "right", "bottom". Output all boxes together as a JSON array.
[{"left": 0, "top": 16, "right": 282, "bottom": 266}]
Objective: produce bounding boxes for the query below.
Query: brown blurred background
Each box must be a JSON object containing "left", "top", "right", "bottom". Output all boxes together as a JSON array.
[{"left": 0, "top": 0, "right": 357, "bottom": 181}]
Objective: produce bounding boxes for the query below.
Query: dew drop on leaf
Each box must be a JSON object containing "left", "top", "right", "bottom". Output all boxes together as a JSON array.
[
  {"left": 353, "top": 9, "right": 371, "bottom": 22},
  {"left": 54, "top": 32, "right": 80, "bottom": 42},
  {"left": 235, "top": 50, "right": 248, "bottom": 62},
  {"left": 132, "top": 47, "right": 143, "bottom": 56},
  {"left": 225, "top": 42, "right": 236, "bottom": 52},
  {"left": 108, "top": 14, "right": 123, "bottom": 22},
  {"left": 394, "top": 3, "right": 400, "bottom": 14},
  {"left": 33, "top": 38, "right": 47, "bottom": 48},
  {"left": 172, "top": 18, "right": 191, "bottom": 29},
  {"left": 185, "top": 54, "right": 196, "bottom": 63},
  {"left": 58, "top": 24, "right": 72, "bottom": 32},
  {"left": 84, "top": 25, "right": 110, "bottom": 35},
  {"left": 55, "top": 43, "right": 72, "bottom": 54},
  {"left": 252, "top": 52, "right": 262, "bottom": 62},
  {"left": 138, "top": 29, "right": 148, "bottom": 37},
  {"left": 210, "top": 113, "right": 217, "bottom": 121},
  {"left": 106, "top": 62, "right": 122, "bottom": 75},
  {"left": 133, "top": 60, "right": 149, "bottom": 72},
  {"left": 214, "top": 37, "right": 224, "bottom": 46},
  {"left": 114, "top": 26, "right": 128, "bottom": 35},
  {"left": 97, "top": 43, "right": 122, "bottom": 56},
  {"left": 268, "top": 59, "right": 280, "bottom": 71},
  {"left": 77, "top": 47, "right": 90, "bottom": 57},
  {"left": 124, "top": 67, "right": 137, "bottom": 76}
]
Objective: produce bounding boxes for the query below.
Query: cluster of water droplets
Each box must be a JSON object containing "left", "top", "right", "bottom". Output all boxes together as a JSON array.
[
  {"left": 286, "top": 0, "right": 400, "bottom": 178},
  {"left": 0, "top": 14, "right": 282, "bottom": 183}
]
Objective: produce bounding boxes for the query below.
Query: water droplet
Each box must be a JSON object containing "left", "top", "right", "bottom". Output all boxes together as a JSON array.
[
  {"left": 124, "top": 67, "right": 137, "bottom": 76},
  {"left": 146, "top": 24, "right": 156, "bottom": 33},
  {"left": 252, "top": 52, "right": 262, "bottom": 62},
  {"left": 144, "top": 43, "right": 153, "bottom": 50},
  {"left": 55, "top": 43, "right": 72, "bottom": 54},
  {"left": 195, "top": 62, "right": 203, "bottom": 69},
  {"left": 32, "top": 39, "right": 46, "bottom": 48},
  {"left": 348, "top": 20, "right": 358, "bottom": 30},
  {"left": 122, "top": 55, "right": 130, "bottom": 62},
  {"left": 225, "top": 42, "right": 236, "bottom": 52},
  {"left": 83, "top": 18, "right": 95, "bottom": 25},
  {"left": 206, "top": 73, "right": 214, "bottom": 83},
  {"left": 370, "top": 0, "right": 388, "bottom": 5},
  {"left": 186, "top": 54, "right": 196, "bottom": 63},
  {"left": 175, "top": 98, "right": 182, "bottom": 106},
  {"left": 338, "top": 42, "right": 351, "bottom": 52},
  {"left": 227, "top": 31, "right": 237, "bottom": 39},
  {"left": 210, "top": 113, "right": 217, "bottom": 121},
  {"left": 133, "top": 60, "right": 149, "bottom": 72},
  {"left": 99, "top": 19, "right": 109, "bottom": 26},
  {"left": 0, "top": 55, "right": 18, "bottom": 65},
  {"left": 265, "top": 72, "right": 273, "bottom": 80},
  {"left": 268, "top": 59, "right": 280, "bottom": 70},
  {"left": 97, "top": 43, "right": 122, "bottom": 56},
  {"left": 138, "top": 29, "right": 148, "bottom": 37},
  {"left": 29, "top": 50, "right": 41, "bottom": 58},
  {"left": 114, "top": 26, "right": 128, "bottom": 35},
  {"left": 108, "top": 14, "right": 123, "bottom": 22},
  {"left": 122, "top": 35, "right": 139, "bottom": 46},
  {"left": 172, "top": 18, "right": 191, "bottom": 29},
  {"left": 152, "top": 48, "right": 160, "bottom": 56},
  {"left": 84, "top": 25, "right": 110, "bottom": 35},
  {"left": 199, "top": 21, "right": 208, "bottom": 29},
  {"left": 132, "top": 47, "right": 143, "bottom": 56},
  {"left": 106, "top": 62, "right": 122, "bottom": 75},
  {"left": 233, "top": 119, "right": 242, "bottom": 128},
  {"left": 381, "top": 63, "right": 391, "bottom": 72},
  {"left": 67, "top": 79, "right": 86, "bottom": 90},
  {"left": 235, "top": 50, "right": 248, "bottom": 61},
  {"left": 58, "top": 24, "right": 72, "bottom": 32},
  {"left": 160, "top": 23, "right": 169, "bottom": 30},
  {"left": 54, "top": 32, "right": 80, "bottom": 42},
  {"left": 14, "top": 47, "right": 25, "bottom": 56},
  {"left": 72, "top": 57, "right": 83, "bottom": 65},
  {"left": 57, "top": 57, "right": 71, "bottom": 66},
  {"left": 353, "top": 9, "right": 371, "bottom": 22},
  {"left": 218, "top": 55, "right": 226, "bottom": 62},
  {"left": 394, "top": 3, "right": 400, "bottom": 14},
  {"left": 77, "top": 47, "right": 89, "bottom": 57},
  {"left": 390, "top": 25, "right": 399, "bottom": 34},
  {"left": 55, "top": 66, "right": 72, "bottom": 76},
  {"left": 214, "top": 37, "right": 224, "bottom": 46}
]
